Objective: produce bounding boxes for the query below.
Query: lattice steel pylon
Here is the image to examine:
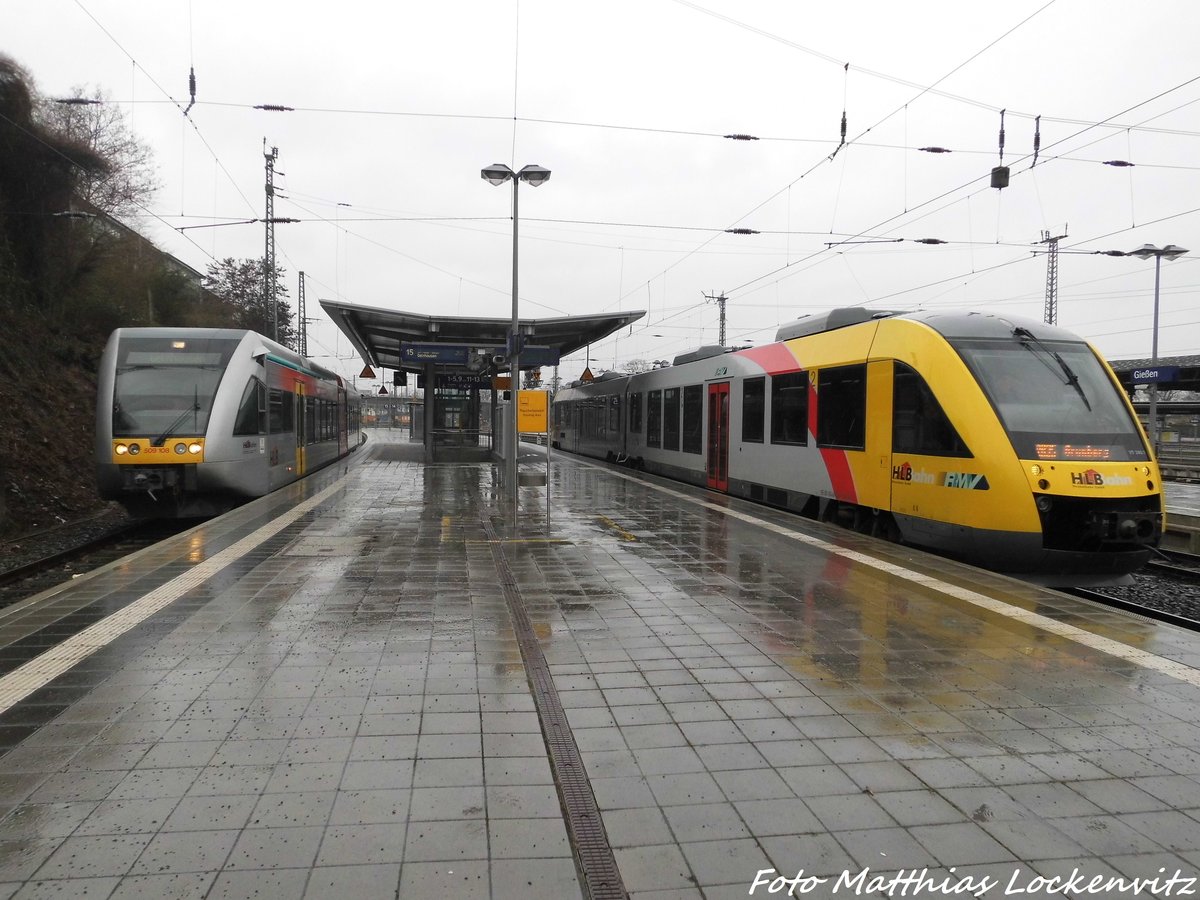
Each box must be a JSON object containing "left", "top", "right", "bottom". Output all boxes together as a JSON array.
[
  {"left": 297, "top": 271, "right": 307, "bottom": 357},
  {"left": 264, "top": 142, "right": 279, "bottom": 340},
  {"left": 1040, "top": 228, "right": 1067, "bottom": 325},
  {"left": 704, "top": 291, "right": 728, "bottom": 346}
]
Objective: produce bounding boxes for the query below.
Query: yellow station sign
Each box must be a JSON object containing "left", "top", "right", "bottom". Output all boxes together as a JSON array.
[{"left": 517, "top": 390, "right": 549, "bottom": 433}]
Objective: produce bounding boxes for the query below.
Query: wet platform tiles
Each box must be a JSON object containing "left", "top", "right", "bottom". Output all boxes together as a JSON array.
[{"left": 0, "top": 437, "right": 1197, "bottom": 898}]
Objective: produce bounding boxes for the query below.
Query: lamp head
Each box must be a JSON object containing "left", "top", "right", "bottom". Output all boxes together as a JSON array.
[
  {"left": 517, "top": 164, "right": 551, "bottom": 186},
  {"left": 481, "top": 163, "right": 514, "bottom": 186},
  {"left": 1130, "top": 243, "right": 1189, "bottom": 260}
]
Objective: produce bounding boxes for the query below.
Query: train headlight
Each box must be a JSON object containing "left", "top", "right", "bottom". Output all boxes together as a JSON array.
[
  {"left": 188, "top": 443, "right": 202, "bottom": 455},
  {"left": 1037, "top": 478, "right": 1049, "bottom": 491},
  {"left": 1140, "top": 466, "right": 1150, "bottom": 476},
  {"left": 1035, "top": 495, "right": 1053, "bottom": 513},
  {"left": 115, "top": 444, "right": 128, "bottom": 455},
  {"left": 128, "top": 444, "right": 140, "bottom": 455},
  {"left": 1030, "top": 465, "right": 1042, "bottom": 476},
  {"left": 173, "top": 442, "right": 187, "bottom": 455}
]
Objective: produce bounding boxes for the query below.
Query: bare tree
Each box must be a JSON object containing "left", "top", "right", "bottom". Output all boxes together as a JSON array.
[
  {"left": 203, "top": 257, "right": 297, "bottom": 348},
  {"left": 620, "top": 358, "right": 652, "bottom": 374},
  {"left": 36, "top": 85, "right": 159, "bottom": 221},
  {"left": 0, "top": 56, "right": 109, "bottom": 309}
]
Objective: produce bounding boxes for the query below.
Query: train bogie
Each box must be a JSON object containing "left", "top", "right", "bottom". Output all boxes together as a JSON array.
[
  {"left": 96, "top": 328, "right": 362, "bottom": 518},
  {"left": 554, "top": 309, "right": 1163, "bottom": 584}
]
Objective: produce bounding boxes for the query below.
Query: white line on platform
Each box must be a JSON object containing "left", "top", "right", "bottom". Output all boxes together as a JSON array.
[
  {"left": 600, "top": 466, "right": 1200, "bottom": 688},
  {"left": 0, "top": 479, "right": 347, "bottom": 716}
]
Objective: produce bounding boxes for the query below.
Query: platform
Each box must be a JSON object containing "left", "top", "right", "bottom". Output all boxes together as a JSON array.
[
  {"left": 0, "top": 432, "right": 1198, "bottom": 898},
  {"left": 1166, "top": 481, "right": 1200, "bottom": 551}
]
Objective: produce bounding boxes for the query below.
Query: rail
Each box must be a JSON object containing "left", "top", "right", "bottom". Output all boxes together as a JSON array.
[{"left": 1157, "top": 445, "right": 1200, "bottom": 482}]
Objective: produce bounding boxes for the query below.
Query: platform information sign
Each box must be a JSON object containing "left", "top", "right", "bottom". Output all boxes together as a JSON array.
[
  {"left": 400, "top": 342, "right": 469, "bottom": 365},
  {"left": 1132, "top": 365, "right": 1179, "bottom": 384},
  {"left": 517, "top": 390, "right": 549, "bottom": 433}
]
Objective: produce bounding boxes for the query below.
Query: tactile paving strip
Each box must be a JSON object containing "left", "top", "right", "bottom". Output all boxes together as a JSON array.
[{"left": 483, "top": 518, "right": 627, "bottom": 900}]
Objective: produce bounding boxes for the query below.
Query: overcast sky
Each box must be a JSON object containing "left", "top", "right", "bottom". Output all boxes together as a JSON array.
[{"left": 8, "top": 0, "right": 1200, "bottom": 383}]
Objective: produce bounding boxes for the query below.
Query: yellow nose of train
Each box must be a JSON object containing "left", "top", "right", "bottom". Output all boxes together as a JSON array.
[{"left": 111, "top": 439, "right": 205, "bottom": 462}]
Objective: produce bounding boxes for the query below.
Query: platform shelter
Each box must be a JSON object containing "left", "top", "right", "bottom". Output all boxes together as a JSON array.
[{"left": 321, "top": 299, "right": 643, "bottom": 463}]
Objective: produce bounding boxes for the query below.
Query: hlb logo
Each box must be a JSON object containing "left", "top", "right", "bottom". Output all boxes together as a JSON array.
[
  {"left": 892, "top": 463, "right": 935, "bottom": 484},
  {"left": 1071, "top": 469, "right": 1103, "bottom": 486}
]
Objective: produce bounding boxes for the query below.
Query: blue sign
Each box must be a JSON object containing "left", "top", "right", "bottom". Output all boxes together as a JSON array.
[
  {"left": 518, "top": 345, "right": 561, "bottom": 367},
  {"left": 400, "top": 342, "right": 560, "bottom": 369},
  {"left": 401, "top": 342, "right": 469, "bottom": 365},
  {"left": 1131, "top": 365, "right": 1178, "bottom": 384}
]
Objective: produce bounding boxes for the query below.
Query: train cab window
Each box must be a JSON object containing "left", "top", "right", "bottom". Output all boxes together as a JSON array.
[
  {"left": 682, "top": 384, "right": 703, "bottom": 454},
  {"left": 816, "top": 364, "right": 866, "bottom": 450},
  {"left": 268, "top": 389, "right": 294, "bottom": 433},
  {"left": 770, "top": 371, "right": 808, "bottom": 445},
  {"left": 663, "top": 388, "right": 681, "bottom": 451},
  {"left": 647, "top": 390, "right": 662, "bottom": 448},
  {"left": 233, "top": 378, "right": 266, "bottom": 436},
  {"left": 892, "top": 362, "right": 972, "bottom": 457},
  {"left": 629, "top": 392, "right": 643, "bottom": 433},
  {"left": 742, "top": 377, "right": 765, "bottom": 443}
]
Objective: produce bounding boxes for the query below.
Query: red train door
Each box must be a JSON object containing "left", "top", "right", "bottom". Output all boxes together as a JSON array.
[{"left": 706, "top": 382, "right": 730, "bottom": 491}]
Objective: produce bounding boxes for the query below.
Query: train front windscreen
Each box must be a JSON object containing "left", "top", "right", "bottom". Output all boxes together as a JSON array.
[
  {"left": 111, "top": 336, "right": 241, "bottom": 440},
  {"left": 952, "top": 335, "right": 1151, "bottom": 463}
]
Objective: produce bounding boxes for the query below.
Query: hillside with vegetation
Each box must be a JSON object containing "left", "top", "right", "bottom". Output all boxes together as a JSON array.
[{"left": 0, "top": 53, "right": 295, "bottom": 540}]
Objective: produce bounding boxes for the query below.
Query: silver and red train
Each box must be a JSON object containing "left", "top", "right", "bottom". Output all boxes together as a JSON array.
[{"left": 96, "top": 327, "right": 362, "bottom": 517}]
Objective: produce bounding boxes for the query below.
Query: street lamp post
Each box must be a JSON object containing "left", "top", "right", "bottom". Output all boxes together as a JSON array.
[
  {"left": 481, "top": 163, "right": 551, "bottom": 528},
  {"left": 1128, "top": 243, "right": 1188, "bottom": 452}
]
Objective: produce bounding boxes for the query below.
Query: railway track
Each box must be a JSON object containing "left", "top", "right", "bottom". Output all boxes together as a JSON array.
[
  {"left": 1065, "top": 549, "right": 1200, "bottom": 631},
  {"left": 1145, "top": 548, "right": 1200, "bottom": 580},
  {"left": 0, "top": 520, "right": 193, "bottom": 609}
]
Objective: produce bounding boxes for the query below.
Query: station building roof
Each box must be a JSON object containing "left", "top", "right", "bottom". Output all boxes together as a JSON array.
[{"left": 320, "top": 298, "right": 644, "bottom": 372}]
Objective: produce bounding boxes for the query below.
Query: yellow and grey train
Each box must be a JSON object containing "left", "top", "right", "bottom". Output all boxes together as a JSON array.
[
  {"left": 96, "top": 327, "right": 362, "bottom": 517},
  {"left": 552, "top": 309, "right": 1164, "bottom": 583}
]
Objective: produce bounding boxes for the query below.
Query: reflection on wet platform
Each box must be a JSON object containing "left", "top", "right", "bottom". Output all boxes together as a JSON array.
[{"left": 0, "top": 437, "right": 1196, "bottom": 896}]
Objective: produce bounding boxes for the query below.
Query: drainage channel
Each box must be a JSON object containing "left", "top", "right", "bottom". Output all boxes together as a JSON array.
[{"left": 482, "top": 518, "right": 627, "bottom": 900}]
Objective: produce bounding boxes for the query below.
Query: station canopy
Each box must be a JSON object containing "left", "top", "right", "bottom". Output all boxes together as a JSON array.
[{"left": 321, "top": 298, "right": 644, "bottom": 374}]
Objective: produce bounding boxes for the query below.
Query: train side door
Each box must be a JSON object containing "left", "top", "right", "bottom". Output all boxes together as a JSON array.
[
  {"left": 294, "top": 382, "right": 306, "bottom": 476},
  {"left": 706, "top": 382, "right": 730, "bottom": 491}
]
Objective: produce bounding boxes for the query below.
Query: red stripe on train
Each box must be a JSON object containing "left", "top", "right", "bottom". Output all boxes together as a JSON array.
[{"left": 738, "top": 343, "right": 801, "bottom": 375}]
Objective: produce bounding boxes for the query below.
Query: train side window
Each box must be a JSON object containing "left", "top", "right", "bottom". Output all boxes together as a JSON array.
[
  {"left": 306, "top": 398, "right": 317, "bottom": 444},
  {"left": 682, "top": 384, "right": 703, "bottom": 454},
  {"left": 629, "top": 392, "right": 643, "bottom": 433},
  {"left": 817, "top": 364, "right": 866, "bottom": 449},
  {"left": 742, "top": 377, "right": 765, "bottom": 443},
  {"left": 663, "top": 387, "right": 681, "bottom": 451},
  {"left": 770, "top": 371, "right": 808, "bottom": 445},
  {"left": 892, "top": 362, "right": 972, "bottom": 457},
  {"left": 233, "top": 378, "right": 266, "bottom": 436},
  {"left": 647, "top": 390, "right": 662, "bottom": 447},
  {"left": 268, "top": 389, "right": 294, "bottom": 433}
]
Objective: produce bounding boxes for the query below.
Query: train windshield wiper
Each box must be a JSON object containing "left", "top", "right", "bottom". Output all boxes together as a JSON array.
[
  {"left": 1013, "top": 326, "right": 1091, "bottom": 411},
  {"left": 151, "top": 386, "right": 202, "bottom": 447}
]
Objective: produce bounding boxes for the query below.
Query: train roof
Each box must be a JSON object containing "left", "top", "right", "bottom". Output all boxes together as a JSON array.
[
  {"left": 107, "top": 327, "right": 340, "bottom": 380},
  {"left": 772, "top": 307, "right": 1085, "bottom": 344},
  {"left": 899, "top": 309, "right": 1084, "bottom": 343},
  {"left": 774, "top": 308, "right": 902, "bottom": 341}
]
